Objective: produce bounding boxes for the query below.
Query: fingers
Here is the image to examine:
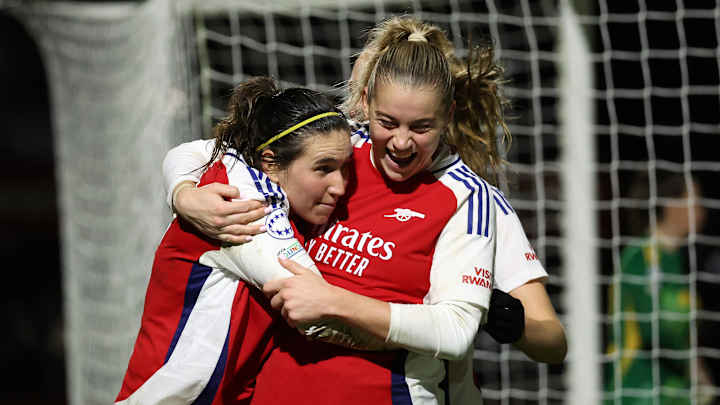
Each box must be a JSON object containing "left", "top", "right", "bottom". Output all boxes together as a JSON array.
[
  {"left": 282, "top": 307, "right": 295, "bottom": 328},
  {"left": 216, "top": 223, "right": 265, "bottom": 241},
  {"left": 224, "top": 204, "right": 270, "bottom": 225},
  {"left": 202, "top": 182, "right": 240, "bottom": 199},
  {"left": 278, "top": 257, "right": 311, "bottom": 276},
  {"left": 268, "top": 290, "right": 296, "bottom": 328},
  {"left": 263, "top": 278, "right": 283, "bottom": 299},
  {"left": 216, "top": 233, "right": 254, "bottom": 244},
  {"left": 269, "top": 289, "right": 284, "bottom": 309}
]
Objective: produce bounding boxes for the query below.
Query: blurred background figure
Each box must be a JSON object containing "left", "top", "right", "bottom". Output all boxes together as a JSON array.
[{"left": 605, "top": 173, "right": 712, "bottom": 404}]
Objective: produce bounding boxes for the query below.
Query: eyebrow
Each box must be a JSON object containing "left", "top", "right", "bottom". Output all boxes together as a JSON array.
[
  {"left": 375, "top": 111, "right": 435, "bottom": 124},
  {"left": 313, "top": 156, "right": 347, "bottom": 165}
]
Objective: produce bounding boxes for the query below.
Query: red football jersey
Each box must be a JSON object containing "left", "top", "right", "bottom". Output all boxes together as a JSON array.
[{"left": 251, "top": 139, "right": 495, "bottom": 405}]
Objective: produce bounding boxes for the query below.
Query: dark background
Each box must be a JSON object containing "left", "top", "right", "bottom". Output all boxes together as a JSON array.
[{"left": 0, "top": 11, "right": 66, "bottom": 405}]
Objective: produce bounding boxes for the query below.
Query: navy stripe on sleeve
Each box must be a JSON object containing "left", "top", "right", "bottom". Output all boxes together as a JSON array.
[
  {"left": 493, "top": 189, "right": 514, "bottom": 214},
  {"left": 456, "top": 166, "right": 490, "bottom": 237},
  {"left": 448, "top": 171, "right": 480, "bottom": 235},
  {"left": 494, "top": 195, "right": 509, "bottom": 215}
]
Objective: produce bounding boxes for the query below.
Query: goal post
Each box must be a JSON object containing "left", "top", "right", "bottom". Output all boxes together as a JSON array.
[{"left": 558, "top": 0, "right": 599, "bottom": 402}]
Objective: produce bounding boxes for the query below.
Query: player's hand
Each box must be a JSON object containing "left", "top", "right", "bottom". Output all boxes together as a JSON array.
[
  {"left": 174, "top": 182, "right": 269, "bottom": 244},
  {"left": 482, "top": 288, "right": 525, "bottom": 344},
  {"left": 263, "top": 258, "right": 337, "bottom": 328}
]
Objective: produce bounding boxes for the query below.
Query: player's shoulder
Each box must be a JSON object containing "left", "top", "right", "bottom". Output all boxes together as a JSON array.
[
  {"left": 182, "top": 138, "right": 217, "bottom": 154},
  {"left": 221, "top": 150, "right": 289, "bottom": 210},
  {"left": 429, "top": 150, "right": 493, "bottom": 197},
  {"left": 489, "top": 186, "right": 516, "bottom": 217},
  {"left": 428, "top": 153, "right": 497, "bottom": 237}
]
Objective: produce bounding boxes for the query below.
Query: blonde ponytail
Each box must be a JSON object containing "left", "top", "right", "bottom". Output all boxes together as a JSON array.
[
  {"left": 447, "top": 43, "right": 511, "bottom": 186},
  {"left": 345, "top": 16, "right": 511, "bottom": 187}
]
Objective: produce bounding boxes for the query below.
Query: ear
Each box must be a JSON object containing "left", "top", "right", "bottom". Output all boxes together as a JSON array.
[
  {"left": 260, "top": 149, "right": 280, "bottom": 183},
  {"left": 361, "top": 86, "right": 370, "bottom": 118}
]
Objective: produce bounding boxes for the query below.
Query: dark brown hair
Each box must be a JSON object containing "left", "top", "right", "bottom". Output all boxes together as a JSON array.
[{"left": 209, "top": 76, "right": 349, "bottom": 171}]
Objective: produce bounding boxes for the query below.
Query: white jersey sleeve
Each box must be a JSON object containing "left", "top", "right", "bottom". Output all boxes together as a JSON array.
[
  {"left": 162, "top": 139, "right": 216, "bottom": 208},
  {"left": 197, "top": 151, "right": 319, "bottom": 287},
  {"left": 491, "top": 188, "right": 548, "bottom": 292},
  {"left": 446, "top": 189, "right": 550, "bottom": 405},
  {"left": 425, "top": 168, "right": 495, "bottom": 307},
  {"left": 386, "top": 159, "right": 496, "bottom": 360}
]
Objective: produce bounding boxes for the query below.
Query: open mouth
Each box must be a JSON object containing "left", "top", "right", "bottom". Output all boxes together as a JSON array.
[{"left": 387, "top": 149, "right": 416, "bottom": 168}]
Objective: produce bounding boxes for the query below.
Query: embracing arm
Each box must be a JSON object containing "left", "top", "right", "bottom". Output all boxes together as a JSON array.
[
  {"left": 164, "top": 139, "right": 267, "bottom": 243},
  {"left": 265, "top": 259, "right": 483, "bottom": 360},
  {"left": 266, "top": 181, "right": 495, "bottom": 360},
  {"left": 510, "top": 280, "right": 567, "bottom": 364},
  {"left": 163, "top": 139, "right": 214, "bottom": 207}
]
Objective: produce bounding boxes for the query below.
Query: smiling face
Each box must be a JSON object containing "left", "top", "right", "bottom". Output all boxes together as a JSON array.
[
  {"left": 363, "top": 81, "right": 450, "bottom": 182},
  {"left": 265, "top": 129, "right": 353, "bottom": 225}
]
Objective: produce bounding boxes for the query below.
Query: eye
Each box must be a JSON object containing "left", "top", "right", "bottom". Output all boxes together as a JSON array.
[
  {"left": 411, "top": 125, "right": 432, "bottom": 133},
  {"left": 315, "top": 165, "right": 335, "bottom": 174},
  {"left": 378, "top": 119, "right": 397, "bottom": 129}
]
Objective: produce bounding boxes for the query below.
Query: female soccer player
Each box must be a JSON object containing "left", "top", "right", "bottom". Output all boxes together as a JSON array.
[
  {"left": 164, "top": 16, "right": 565, "bottom": 404},
  {"left": 116, "top": 78, "right": 361, "bottom": 404}
]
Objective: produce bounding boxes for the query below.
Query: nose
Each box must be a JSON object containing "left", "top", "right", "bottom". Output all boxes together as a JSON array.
[
  {"left": 390, "top": 127, "right": 413, "bottom": 151},
  {"left": 327, "top": 169, "right": 347, "bottom": 199}
]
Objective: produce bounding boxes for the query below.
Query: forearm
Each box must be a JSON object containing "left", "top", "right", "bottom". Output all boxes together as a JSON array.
[
  {"left": 163, "top": 139, "right": 214, "bottom": 207},
  {"left": 328, "top": 288, "right": 482, "bottom": 360},
  {"left": 513, "top": 317, "right": 567, "bottom": 364},
  {"left": 387, "top": 301, "right": 483, "bottom": 360},
  {"left": 508, "top": 280, "right": 567, "bottom": 363},
  {"left": 326, "top": 286, "right": 391, "bottom": 342}
]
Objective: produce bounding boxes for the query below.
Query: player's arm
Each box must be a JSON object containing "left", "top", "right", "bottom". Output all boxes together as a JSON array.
[
  {"left": 204, "top": 213, "right": 390, "bottom": 350},
  {"left": 510, "top": 281, "right": 566, "bottom": 363},
  {"left": 266, "top": 259, "right": 485, "bottom": 360},
  {"left": 490, "top": 192, "right": 566, "bottom": 363},
  {"left": 163, "top": 139, "right": 214, "bottom": 206},
  {"left": 164, "top": 139, "right": 266, "bottom": 243},
  {"left": 264, "top": 189, "right": 495, "bottom": 360},
  {"left": 389, "top": 185, "right": 495, "bottom": 359}
]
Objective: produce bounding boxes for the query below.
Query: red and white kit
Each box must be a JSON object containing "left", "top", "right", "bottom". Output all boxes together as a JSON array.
[
  {"left": 152, "top": 119, "right": 548, "bottom": 405},
  {"left": 250, "top": 125, "right": 496, "bottom": 405},
  {"left": 116, "top": 150, "right": 320, "bottom": 405}
]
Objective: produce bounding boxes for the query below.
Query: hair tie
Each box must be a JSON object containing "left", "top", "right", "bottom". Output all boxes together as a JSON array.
[
  {"left": 408, "top": 32, "right": 428, "bottom": 42},
  {"left": 256, "top": 112, "right": 342, "bottom": 151}
]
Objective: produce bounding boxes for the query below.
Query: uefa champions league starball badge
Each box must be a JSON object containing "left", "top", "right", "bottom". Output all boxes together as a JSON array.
[{"left": 266, "top": 209, "right": 294, "bottom": 239}]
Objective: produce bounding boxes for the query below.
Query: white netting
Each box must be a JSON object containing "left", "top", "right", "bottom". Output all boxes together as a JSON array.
[
  {"left": 8, "top": 0, "right": 720, "bottom": 404},
  {"left": 589, "top": 2, "right": 720, "bottom": 404}
]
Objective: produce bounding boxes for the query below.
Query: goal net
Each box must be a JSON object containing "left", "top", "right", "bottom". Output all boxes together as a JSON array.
[{"left": 8, "top": 0, "right": 720, "bottom": 404}]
